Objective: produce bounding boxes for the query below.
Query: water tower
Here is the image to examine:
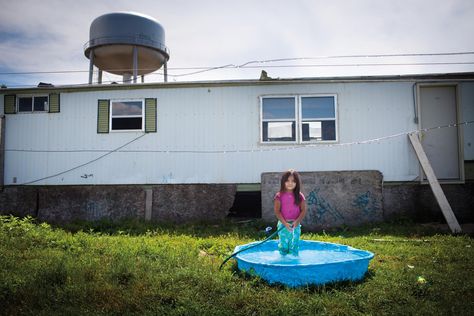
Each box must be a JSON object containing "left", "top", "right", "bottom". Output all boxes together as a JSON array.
[{"left": 84, "top": 12, "right": 170, "bottom": 84}]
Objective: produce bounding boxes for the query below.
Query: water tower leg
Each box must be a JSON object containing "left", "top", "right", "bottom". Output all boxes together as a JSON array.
[
  {"left": 98, "top": 70, "right": 103, "bottom": 84},
  {"left": 164, "top": 61, "right": 168, "bottom": 82},
  {"left": 88, "top": 50, "right": 95, "bottom": 84},
  {"left": 133, "top": 46, "right": 138, "bottom": 84},
  {"left": 123, "top": 73, "right": 131, "bottom": 83}
]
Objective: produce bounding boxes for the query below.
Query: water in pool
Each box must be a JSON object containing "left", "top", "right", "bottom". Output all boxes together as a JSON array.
[
  {"left": 240, "top": 249, "right": 368, "bottom": 265},
  {"left": 234, "top": 240, "right": 374, "bottom": 287}
]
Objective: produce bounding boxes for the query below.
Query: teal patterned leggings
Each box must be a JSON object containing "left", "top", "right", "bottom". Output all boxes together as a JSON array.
[{"left": 277, "top": 221, "right": 301, "bottom": 256}]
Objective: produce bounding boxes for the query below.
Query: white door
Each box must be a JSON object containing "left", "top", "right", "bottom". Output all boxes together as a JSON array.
[{"left": 419, "top": 86, "right": 460, "bottom": 180}]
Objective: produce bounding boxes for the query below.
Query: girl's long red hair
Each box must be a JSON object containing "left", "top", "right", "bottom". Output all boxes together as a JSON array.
[{"left": 279, "top": 169, "right": 302, "bottom": 205}]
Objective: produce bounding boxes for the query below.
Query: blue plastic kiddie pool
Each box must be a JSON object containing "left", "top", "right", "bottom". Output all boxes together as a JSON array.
[{"left": 234, "top": 240, "right": 374, "bottom": 287}]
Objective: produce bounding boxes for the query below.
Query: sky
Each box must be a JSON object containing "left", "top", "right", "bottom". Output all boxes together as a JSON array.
[{"left": 1, "top": 0, "right": 473, "bottom": 88}]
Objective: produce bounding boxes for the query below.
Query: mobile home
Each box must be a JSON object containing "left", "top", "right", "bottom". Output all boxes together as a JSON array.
[{"left": 1, "top": 72, "right": 473, "bottom": 226}]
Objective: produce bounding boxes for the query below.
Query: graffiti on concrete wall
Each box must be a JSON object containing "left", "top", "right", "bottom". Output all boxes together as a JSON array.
[
  {"left": 85, "top": 201, "right": 101, "bottom": 220},
  {"left": 305, "top": 188, "right": 380, "bottom": 226},
  {"left": 306, "top": 188, "right": 345, "bottom": 225},
  {"left": 352, "top": 191, "right": 380, "bottom": 217},
  {"left": 262, "top": 171, "right": 383, "bottom": 229}
]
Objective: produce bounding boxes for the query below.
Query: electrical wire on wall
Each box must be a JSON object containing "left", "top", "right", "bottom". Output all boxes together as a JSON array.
[
  {"left": 6, "top": 121, "right": 473, "bottom": 185},
  {"left": 17, "top": 133, "right": 147, "bottom": 185}
]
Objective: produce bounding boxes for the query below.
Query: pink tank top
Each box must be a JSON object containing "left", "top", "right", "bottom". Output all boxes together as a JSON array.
[{"left": 274, "top": 191, "right": 305, "bottom": 221}]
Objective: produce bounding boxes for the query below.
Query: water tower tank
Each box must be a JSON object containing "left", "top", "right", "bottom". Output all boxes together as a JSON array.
[{"left": 84, "top": 12, "right": 169, "bottom": 83}]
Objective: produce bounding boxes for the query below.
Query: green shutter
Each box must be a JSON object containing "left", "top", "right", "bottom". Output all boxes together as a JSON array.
[
  {"left": 97, "top": 99, "right": 110, "bottom": 133},
  {"left": 48, "top": 93, "right": 60, "bottom": 113},
  {"left": 4, "top": 95, "right": 16, "bottom": 114},
  {"left": 145, "top": 98, "right": 157, "bottom": 133}
]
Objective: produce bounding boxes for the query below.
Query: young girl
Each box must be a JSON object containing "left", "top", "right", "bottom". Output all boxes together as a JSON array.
[{"left": 274, "top": 169, "right": 307, "bottom": 256}]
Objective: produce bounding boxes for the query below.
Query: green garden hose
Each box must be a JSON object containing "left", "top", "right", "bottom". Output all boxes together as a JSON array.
[{"left": 219, "top": 226, "right": 285, "bottom": 270}]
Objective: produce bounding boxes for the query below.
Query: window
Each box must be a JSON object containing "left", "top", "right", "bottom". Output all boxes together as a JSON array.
[
  {"left": 260, "top": 95, "right": 337, "bottom": 143},
  {"left": 97, "top": 98, "right": 156, "bottom": 134},
  {"left": 300, "top": 96, "right": 336, "bottom": 141},
  {"left": 110, "top": 100, "right": 144, "bottom": 131},
  {"left": 17, "top": 95, "right": 48, "bottom": 113},
  {"left": 261, "top": 97, "right": 296, "bottom": 142}
]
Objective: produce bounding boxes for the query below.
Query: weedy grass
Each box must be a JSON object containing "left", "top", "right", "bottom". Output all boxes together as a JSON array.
[{"left": 0, "top": 215, "right": 473, "bottom": 315}]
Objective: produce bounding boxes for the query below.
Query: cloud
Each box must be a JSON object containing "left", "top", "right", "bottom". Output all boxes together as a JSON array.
[{"left": 1, "top": 0, "right": 473, "bottom": 87}]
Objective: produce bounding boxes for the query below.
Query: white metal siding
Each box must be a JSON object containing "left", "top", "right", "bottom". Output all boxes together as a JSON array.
[
  {"left": 3, "top": 80, "right": 470, "bottom": 185},
  {"left": 460, "top": 82, "right": 474, "bottom": 160}
]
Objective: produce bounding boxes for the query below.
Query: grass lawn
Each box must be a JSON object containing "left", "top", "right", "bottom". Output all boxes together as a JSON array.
[{"left": 1, "top": 215, "right": 473, "bottom": 315}]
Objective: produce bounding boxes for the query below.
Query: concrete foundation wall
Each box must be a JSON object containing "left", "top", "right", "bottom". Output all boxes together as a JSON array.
[
  {"left": 0, "top": 184, "right": 236, "bottom": 224},
  {"left": 383, "top": 182, "right": 474, "bottom": 223},
  {"left": 262, "top": 171, "right": 384, "bottom": 230},
  {"left": 0, "top": 180, "right": 472, "bottom": 227},
  {"left": 151, "top": 184, "right": 236, "bottom": 223},
  {"left": 0, "top": 186, "right": 38, "bottom": 218}
]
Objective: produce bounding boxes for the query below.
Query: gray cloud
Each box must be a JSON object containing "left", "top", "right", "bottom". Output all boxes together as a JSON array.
[{"left": 1, "top": 0, "right": 473, "bottom": 87}]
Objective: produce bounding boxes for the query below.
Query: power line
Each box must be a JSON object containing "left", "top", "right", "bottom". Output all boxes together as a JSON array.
[
  {"left": 235, "top": 51, "right": 474, "bottom": 67},
  {"left": 162, "top": 62, "right": 474, "bottom": 78},
  {"left": 3, "top": 60, "right": 474, "bottom": 88},
  {"left": 236, "top": 62, "right": 474, "bottom": 68},
  {"left": 1, "top": 51, "right": 473, "bottom": 76}
]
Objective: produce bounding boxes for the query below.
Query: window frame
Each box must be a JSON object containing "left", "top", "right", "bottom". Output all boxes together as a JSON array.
[
  {"left": 260, "top": 94, "right": 338, "bottom": 144},
  {"left": 109, "top": 99, "right": 145, "bottom": 132},
  {"left": 298, "top": 94, "right": 338, "bottom": 143},
  {"left": 16, "top": 95, "right": 49, "bottom": 113},
  {"left": 259, "top": 95, "right": 298, "bottom": 144}
]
